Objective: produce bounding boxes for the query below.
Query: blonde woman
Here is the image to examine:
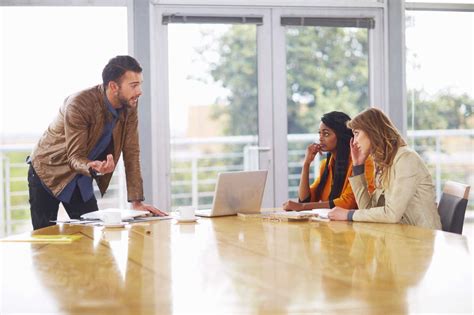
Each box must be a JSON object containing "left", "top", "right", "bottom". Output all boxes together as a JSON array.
[{"left": 328, "top": 108, "right": 441, "bottom": 229}]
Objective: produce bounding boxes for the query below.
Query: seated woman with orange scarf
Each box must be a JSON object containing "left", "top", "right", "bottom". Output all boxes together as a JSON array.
[{"left": 283, "top": 111, "right": 375, "bottom": 211}]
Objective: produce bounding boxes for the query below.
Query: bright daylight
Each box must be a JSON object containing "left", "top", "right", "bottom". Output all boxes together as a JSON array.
[{"left": 0, "top": 1, "right": 473, "bottom": 314}]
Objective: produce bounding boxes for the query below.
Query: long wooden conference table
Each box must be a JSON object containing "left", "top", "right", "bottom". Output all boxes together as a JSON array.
[{"left": 1, "top": 212, "right": 472, "bottom": 314}]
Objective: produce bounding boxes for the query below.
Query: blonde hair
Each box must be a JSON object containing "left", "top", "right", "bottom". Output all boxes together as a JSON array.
[{"left": 347, "top": 108, "right": 406, "bottom": 187}]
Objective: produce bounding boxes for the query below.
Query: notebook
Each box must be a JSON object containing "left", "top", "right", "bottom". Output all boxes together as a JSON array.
[
  {"left": 195, "top": 170, "right": 268, "bottom": 218},
  {"left": 301, "top": 209, "right": 331, "bottom": 219},
  {"left": 80, "top": 208, "right": 151, "bottom": 221},
  {"left": 261, "top": 209, "right": 331, "bottom": 221}
]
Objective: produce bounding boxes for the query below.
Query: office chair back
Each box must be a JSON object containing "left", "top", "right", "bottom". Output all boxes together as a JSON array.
[{"left": 438, "top": 181, "right": 470, "bottom": 234}]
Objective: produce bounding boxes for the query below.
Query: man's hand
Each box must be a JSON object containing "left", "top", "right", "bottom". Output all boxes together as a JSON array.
[
  {"left": 132, "top": 201, "right": 168, "bottom": 216},
  {"left": 282, "top": 200, "right": 305, "bottom": 211},
  {"left": 87, "top": 154, "right": 115, "bottom": 175},
  {"left": 328, "top": 207, "right": 350, "bottom": 221}
]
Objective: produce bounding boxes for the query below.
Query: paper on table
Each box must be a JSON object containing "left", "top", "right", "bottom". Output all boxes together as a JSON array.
[
  {"left": 127, "top": 215, "right": 173, "bottom": 223},
  {"left": 51, "top": 219, "right": 82, "bottom": 223},
  {"left": 262, "top": 211, "right": 314, "bottom": 220},
  {"left": 51, "top": 219, "right": 99, "bottom": 225},
  {"left": 0, "top": 234, "right": 83, "bottom": 243},
  {"left": 51, "top": 216, "right": 173, "bottom": 226},
  {"left": 81, "top": 208, "right": 150, "bottom": 220},
  {"left": 300, "top": 208, "right": 331, "bottom": 219}
]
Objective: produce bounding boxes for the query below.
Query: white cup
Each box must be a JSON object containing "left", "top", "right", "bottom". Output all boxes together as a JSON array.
[
  {"left": 178, "top": 206, "right": 196, "bottom": 220},
  {"left": 101, "top": 212, "right": 122, "bottom": 225}
]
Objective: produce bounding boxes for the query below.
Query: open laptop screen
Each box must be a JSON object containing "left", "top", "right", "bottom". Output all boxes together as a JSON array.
[{"left": 196, "top": 170, "right": 268, "bottom": 217}]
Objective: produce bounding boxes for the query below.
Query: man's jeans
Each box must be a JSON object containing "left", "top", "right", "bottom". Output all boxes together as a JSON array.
[{"left": 27, "top": 165, "right": 98, "bottom": 230}]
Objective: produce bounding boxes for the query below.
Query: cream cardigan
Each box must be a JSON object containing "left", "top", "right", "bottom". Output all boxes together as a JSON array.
[{"left": 349, "top": 146, "right": 442, "bottom": 229}]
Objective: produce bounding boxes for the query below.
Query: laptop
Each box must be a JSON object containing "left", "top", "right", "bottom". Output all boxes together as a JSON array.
[{"left": 195, "top": 170, "right": 268, "bottom": 217}]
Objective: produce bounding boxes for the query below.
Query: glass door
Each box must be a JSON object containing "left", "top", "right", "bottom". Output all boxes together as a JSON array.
[
  {"left": 168, "top": 22, "right": 259, "bottom": 210},
  {"left": 153, "top": 8, "right": 273, "bottom": 211},
  {"left": 284, "top": 19, "right": 371, "bottom": 199},
  {"left": 152, "top": 6, "right": 384, "bottom": 209},
  {"left": 271, "top": 8, "right": 384, "bottom": 205}
]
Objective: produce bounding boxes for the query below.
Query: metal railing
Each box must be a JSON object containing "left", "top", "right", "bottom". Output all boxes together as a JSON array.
[
  {"left": 0, "top": 144, "right": 127, "bottom": 236},
  {"left": 1, "top": 129, "right": 472, "bottom": 236}
]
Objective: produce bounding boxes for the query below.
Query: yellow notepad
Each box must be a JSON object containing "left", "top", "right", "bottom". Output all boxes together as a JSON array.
[{"left": 0, "top": 234, "right": 83, "bottom": 243}]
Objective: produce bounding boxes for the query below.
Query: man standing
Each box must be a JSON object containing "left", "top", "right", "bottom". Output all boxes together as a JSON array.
[{"left": 28, "top": 55, "right": 167, "bottom": 230}]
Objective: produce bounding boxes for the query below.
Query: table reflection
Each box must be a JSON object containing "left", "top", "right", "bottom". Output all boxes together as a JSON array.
[{"left": 1, "top": 216, "right": 470, "bottom": 314}]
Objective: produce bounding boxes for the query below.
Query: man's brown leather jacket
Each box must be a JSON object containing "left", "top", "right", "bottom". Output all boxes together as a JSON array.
[{"left": 30, "top": 85, "right": 144, "bottom": 201}]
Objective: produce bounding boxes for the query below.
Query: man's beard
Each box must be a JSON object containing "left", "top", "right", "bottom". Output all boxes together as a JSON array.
[{"left": 117, "top": 92, "right": 138, "bottom": 108}]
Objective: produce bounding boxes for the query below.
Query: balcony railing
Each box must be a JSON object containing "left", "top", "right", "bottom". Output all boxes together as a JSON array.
[{"left": 1, "top": 129, "right": 472, "bottom": 237}]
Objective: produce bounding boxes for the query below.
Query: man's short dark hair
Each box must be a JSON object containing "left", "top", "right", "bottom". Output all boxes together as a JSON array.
[{"left": 102, "top": 55, "right": 142, "bottom": 88}]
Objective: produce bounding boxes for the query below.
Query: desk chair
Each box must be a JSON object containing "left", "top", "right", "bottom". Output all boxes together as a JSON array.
[{"left": 438, "top": 181, "right": 470, "bottom": 234}]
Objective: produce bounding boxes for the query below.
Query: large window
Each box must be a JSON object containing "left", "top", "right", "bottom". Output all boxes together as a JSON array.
[
  {"left": 167, "top": 22, "right": 259, "bottom": 210},
  {"left": 405, "top": 8, "right": 473, "bottom": 208},
  {"left": 0, "top": 6, "right": 128, "bottom": 235},
  {"left": 284, "top": 19, "right": 370, "bottom": 199},
  {"left": 153, "top": 6, "right": 385, "bottom": 210}
]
